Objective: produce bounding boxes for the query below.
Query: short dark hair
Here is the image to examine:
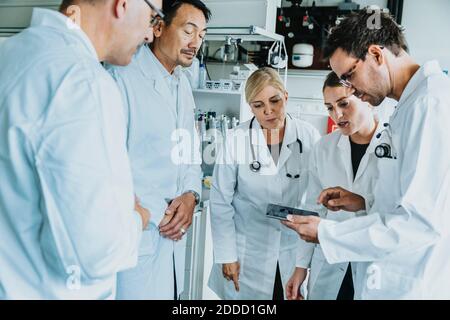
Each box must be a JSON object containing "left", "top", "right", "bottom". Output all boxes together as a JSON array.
[
  {"left": 324, "top": 8, "right": 408, "bottom": 60},
  {"left": 322, "top": 71, "right": 343, "bottom": 92},
  {"left": 163, "top": 0, "right": 211, "bottom": 25}
]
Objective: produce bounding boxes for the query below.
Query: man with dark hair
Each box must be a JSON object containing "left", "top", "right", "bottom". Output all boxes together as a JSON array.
[
  {"left": 324, "top": 10, "right": 412, "bottom": 107},
  {"left": 323, "top": 10, "right": 409, "bottom": 61},
  {"left": 163, "top": 0, "right": 211, "bottom": 26},
  {"left": 284, "top": 9, "right": 450, "bottom": 299},
  {"left": 107, "top": 0, "right": 210, "bottom": 299},
  {"left": 0, "top": 0, "right": 162, "bottom": 299}
]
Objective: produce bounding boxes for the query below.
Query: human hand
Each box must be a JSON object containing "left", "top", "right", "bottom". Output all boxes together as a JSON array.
[
  {"left": 222, "top": 262, "right": 240, "bottom": 292},
  {"left": 286, "top": 267, "right": 307, "bottom": 300},
  {"left": 282, "top": 215, "right": 321, "bottom": 244},
  {"left": 159, "top": 193, "right": 196, "bottom": 240},
  {"left": 317, "top": 187, "right": 366, "bottom": 212}
]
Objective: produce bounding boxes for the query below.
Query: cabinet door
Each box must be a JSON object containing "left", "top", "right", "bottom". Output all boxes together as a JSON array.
[{"left": 0, "top": 1, "right": 61, "bottom": 33}]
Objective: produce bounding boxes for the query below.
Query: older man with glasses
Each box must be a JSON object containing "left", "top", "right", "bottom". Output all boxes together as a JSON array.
[{"left": 0, "top": 0, "right": 164, "bottom": 299}]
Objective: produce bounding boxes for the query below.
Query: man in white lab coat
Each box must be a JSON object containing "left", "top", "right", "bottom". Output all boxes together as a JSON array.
[
  {"left": 284, "top": 10, "right": 450, "bottom": 299},
  {"left": 107, "top": 0, "right": 210, "bottom": 299},
  {"left": 286, "top": 73, "right": 393, "bottom": 301},
  {"left": 0, "top": 0, "right": 162, "bottom": 299}
]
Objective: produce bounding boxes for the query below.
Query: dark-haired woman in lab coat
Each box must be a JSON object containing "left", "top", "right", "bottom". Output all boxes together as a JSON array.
[{"left": 285, "top": 72, "right": 393, "bottom": 300}]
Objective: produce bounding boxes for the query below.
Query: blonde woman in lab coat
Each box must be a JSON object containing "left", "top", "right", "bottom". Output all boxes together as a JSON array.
[
  {"left": 208, "top": 68, "right": 320, "bottom": 300},
  {"left": 285, "top": 72, "right": 391, "bottom": 300}
]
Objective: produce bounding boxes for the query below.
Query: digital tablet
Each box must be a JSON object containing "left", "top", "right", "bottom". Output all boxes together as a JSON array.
[{"left": 266, "top": 204, "right": 319, "bottom": 221}]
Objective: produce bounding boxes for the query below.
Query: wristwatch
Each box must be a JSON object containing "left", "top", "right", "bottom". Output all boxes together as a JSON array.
[{"left": 184, "top": 190, "right": 200, "bottom": 205}]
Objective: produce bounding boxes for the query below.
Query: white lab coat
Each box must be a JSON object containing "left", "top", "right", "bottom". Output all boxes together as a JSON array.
[
  {"left": 107, "top": 45, "right": 202, "bottom": 299},
  {"left": 208, "top": 115, "right": 320, "bottom": 299},
  {"left": 318, "top": 61, "right": 450, "bottom": 299},
  {"left": 296, "top": 119, "right": 388, "bottom": 300},
  {"left": 0, "top": 9, "right": 141, "bottom": 299}
]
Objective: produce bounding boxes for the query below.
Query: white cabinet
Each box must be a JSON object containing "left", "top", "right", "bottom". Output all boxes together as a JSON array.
[
  {"left": 204, "top": 0, "right": 280, "bottom": 33},
  {"left": 181, "top": 207, "right": 208, "bottom": 300},
  {"left": 283, "top": 70, "right": 330, "bottom": 135},
  {"left": 0, "top": 1, "right": 61, "bottom": 35},
  {"left": 181, "top": 200, "right": 221, "bottom": 300},
  {"left": 181, "top": 199, "right": 221, "bottom": 300}
]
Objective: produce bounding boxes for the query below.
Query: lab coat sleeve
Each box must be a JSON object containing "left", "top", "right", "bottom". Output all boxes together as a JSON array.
[
  {"left": 318, "top": 96, "right": 448, "bottom": 264},
  {"left": 181, "top": 120, "right": 203, "bottom": 197},
  {"left": 210, "top": 135, "right": 239, "bottom": 263},
  {"left": 296, "top": 240, "right": 315, "bottom": 269},
  {"left": 32, "top": 67, "right": 142, "bottom": 281},
  {"left": 296, "top": 142, "right": 327, "bottom": 268}
]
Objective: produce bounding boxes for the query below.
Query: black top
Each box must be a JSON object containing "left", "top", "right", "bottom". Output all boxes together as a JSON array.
[
  {"left": 350, "top": 138, "right": 370, "bottom": 180},
  {"left": 337, "top": 138, "right": 370, "bottom": 301}
]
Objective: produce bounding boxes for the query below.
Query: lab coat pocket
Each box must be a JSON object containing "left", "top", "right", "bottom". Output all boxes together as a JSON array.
[
  {"left": 374, "top": 158, "right": 400, "bottom": 194},
  {"left": 138, "top": 224, "right": 160, "bottom": 256},
  {"left": 374, "top": 158, "right": 399, "bottom": 209},
  {"left": 376, "top": 157, "right": 397, "bottom": 179}
]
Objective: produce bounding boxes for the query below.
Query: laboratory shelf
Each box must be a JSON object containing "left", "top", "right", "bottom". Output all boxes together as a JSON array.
[
  {"left": 205, "top": 26, "right": 284, "bottom": 43},
  {"left": 193, "top": 89, "right": 242, "bottom": 95}
]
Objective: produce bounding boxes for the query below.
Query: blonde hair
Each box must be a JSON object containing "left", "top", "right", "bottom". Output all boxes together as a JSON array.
[{"left": 245, "top": 67, "right": 285, "bottom": 103}]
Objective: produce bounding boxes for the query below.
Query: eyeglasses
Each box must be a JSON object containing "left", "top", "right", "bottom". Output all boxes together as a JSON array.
[
  {"left": 339, "top": 46, "right": 385, "bottom": 88},
  {"left": 144, "top": 0, "right": 165, "bottom": 27},
  {"left": 339, "top": 59, "right": 361, "bottom": 88}
]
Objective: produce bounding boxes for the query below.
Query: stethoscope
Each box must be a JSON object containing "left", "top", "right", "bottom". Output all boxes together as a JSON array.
[
  {"left": 249, "top": 115, "right": 303, "bottom": 179},
  {"left": 375, "top": 123, "right": 397, "bottom": 159}
]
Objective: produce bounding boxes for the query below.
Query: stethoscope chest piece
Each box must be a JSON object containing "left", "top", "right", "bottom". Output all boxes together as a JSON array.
[
  {"left": 375, "top": 143, "right": 392, "bottom": 159},
  {"left": 250, "top": 160, "right": 262, "bottom": 173},
  {"left": 248, "top": 115, "right": 303, "bottom": 175},
  {"left": 375, "top": 122, "right": 397, "bottom": 159}
]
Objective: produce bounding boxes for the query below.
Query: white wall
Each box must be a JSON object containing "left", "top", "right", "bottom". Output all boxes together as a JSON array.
[{"left": 402, "top": 0, "right": 450, "bottom": 71}]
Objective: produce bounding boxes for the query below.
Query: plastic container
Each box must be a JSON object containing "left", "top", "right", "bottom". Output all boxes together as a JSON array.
[{"left": 292, "top": 43, "right": 314, "bottom": 68}]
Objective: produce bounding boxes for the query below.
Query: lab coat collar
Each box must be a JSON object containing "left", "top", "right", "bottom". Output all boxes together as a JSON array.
[
  {"left": 136, "top": 45, "right": 161, "bottom": 81},
  {"left": 30, "top": 8, "right": 99, "bottom": 60},
  {"left": 367, "top": 119, "right": 386, "bottom": 154},
  {"left": 397, "top": 60, "right": 443, "bottom": 110},
  {"left": 144, "top": 46, "right": 182, "bottom": 81},
  {"left": 353, "top": 119, "right": 385, "bottom": 182},
  {"left": 336, "top": 117, "right": 385, "bottom": 154},
  {"left": 249, "top": 115, "right": 297, "bottom": 171},
  {"left": 336, "top": 118, "right": 385, "bottom": 183},
  {"left": 277, "top": 115, "right": 298, "bottom": 170},
  {"left": 337, "top": 134, "right": 353, "bottom": 186},
  {"left": 137, "top": 46, "right": 179, "bottom": 119},
  {"left": 249, "top": 114, "right": 297, "bottom": 147}
]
